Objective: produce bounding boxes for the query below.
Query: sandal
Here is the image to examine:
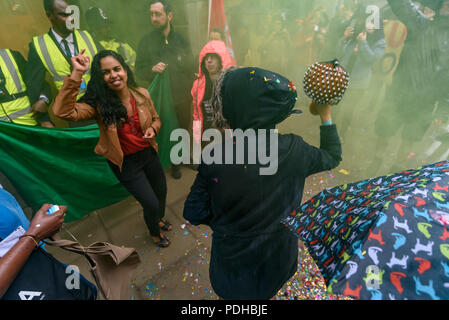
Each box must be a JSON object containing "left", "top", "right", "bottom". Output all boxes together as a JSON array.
[
  {"left": 154, "top": 236, "right": 171, "bottom": 248},
  {"left": 159, "top": 219, "right": 173, "bottom": 231}
]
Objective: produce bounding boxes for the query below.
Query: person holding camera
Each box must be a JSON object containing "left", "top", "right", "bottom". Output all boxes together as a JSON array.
[{"left": 334, "top": 14, "right": 386, "bottom": 139}]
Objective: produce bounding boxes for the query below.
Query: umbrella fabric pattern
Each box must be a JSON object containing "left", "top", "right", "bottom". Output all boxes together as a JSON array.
[{"left": 282, "top": 161, "right": 449, "bottom": 300}]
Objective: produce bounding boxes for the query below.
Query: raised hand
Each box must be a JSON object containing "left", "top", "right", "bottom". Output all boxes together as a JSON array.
[
  {"left": 310, "top": 101, "right": 332, "bottom": 123},
  {"left": 71, "top": 49, "right": 90, "bottom": 75},
  {"left": 357, "top": 32, "right": 367, "bottom": 42}
]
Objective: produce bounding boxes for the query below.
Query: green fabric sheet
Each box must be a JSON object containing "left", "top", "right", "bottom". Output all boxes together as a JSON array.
[
  {"left": 148, "top": 70, "right": 179, "bottom": 169},
  {"left": 0, "top": 71, "right": 179, "bottom": 222},
  {"left": 0, "top": 122, "right": 130, "bottom": 222}
]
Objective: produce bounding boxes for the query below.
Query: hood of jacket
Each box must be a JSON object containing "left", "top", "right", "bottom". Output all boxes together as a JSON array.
[
  {"left": 197, "top": 40, "right": 234, "bottom": 77},
  {"left": 192, "top": 40, "right": 235, "bottom": 126},
  {"left": 218, "top": 67, "right": 300, "bottom": 130}
]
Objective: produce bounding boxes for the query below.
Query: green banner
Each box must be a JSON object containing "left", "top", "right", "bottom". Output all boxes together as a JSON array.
[
  {"left": 0, "top": 72, "right": 179, "bottom": 222},
  {"left": 148, "top": 70, "right": 179, "bottom": 169},
  {"left": 0, "top": 122, "right": 129, "bottom": 222}
]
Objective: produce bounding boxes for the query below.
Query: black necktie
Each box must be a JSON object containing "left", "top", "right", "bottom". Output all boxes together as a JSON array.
[{"left": 61, "top": 39, "right": 72, "bottom": 57}]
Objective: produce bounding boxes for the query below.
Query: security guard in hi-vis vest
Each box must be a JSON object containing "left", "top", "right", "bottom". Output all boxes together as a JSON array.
[
  {"left": 0, "top": 49, "right": 53, "bottom": 127},
  {"left": 0, "top": 49, "right": 53, "bottom": 219},
  {"left": 26, "top": 0, "right": 103, "bottom": 128},
  {"left": 85, "top": 7, "right": 137, "bottom": 69}
]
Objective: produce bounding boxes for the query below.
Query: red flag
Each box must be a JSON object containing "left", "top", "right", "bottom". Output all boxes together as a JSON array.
[{"left": 208, "top": 0, "right": 237, "bottom": 65}]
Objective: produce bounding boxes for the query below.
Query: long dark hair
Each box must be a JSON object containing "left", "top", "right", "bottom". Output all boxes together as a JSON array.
[
  {"left": 80, "top": 50, "right": 138, "bottom": 127},
  {"left": 350, "top": 6, "right": 385, "bottom": 46}
]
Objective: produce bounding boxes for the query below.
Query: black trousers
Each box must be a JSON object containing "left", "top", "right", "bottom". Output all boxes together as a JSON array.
[{"left": 108, "top": 147, "right": 167, "bottom": 237}]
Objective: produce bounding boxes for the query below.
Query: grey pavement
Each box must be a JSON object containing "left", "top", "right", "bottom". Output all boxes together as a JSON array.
[{"left": 46, "top": 166, "right": 218, "bottom": 300}]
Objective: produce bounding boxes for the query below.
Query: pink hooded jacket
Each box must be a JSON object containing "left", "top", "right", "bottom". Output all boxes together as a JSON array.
[{"left": 191, "top": 40, "right": 235, "bottom": 143}]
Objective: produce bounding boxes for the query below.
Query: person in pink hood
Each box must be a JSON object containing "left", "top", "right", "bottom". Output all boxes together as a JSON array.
[{"left": 191, "top": 40, "right": 235, "bottom": 149}]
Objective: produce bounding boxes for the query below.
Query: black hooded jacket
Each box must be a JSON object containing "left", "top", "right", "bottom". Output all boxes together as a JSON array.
[{"left": 183, "top": 68, "right": 342, "bottom": 299}]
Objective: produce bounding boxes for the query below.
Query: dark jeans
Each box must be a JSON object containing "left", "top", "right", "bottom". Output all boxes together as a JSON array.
[{"left": 108, "top": 147, "right": 167, "bottom": 237}]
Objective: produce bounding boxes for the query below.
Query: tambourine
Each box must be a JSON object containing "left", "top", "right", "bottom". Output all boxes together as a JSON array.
[{"left": 303, "top": 60, "right": 349, "bottom": 115}]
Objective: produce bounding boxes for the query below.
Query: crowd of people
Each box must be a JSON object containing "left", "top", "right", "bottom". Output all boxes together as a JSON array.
[
  {"left": 229, "top": 0, "right": 449, "bottom": 175},
  {"left": 1, "top": 0, "right": 449, "bottom": 300}
]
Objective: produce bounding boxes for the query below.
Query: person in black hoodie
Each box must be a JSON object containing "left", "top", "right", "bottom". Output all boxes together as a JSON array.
[{"left": 183, "top": 66, "right": 342, "bottom": 300}]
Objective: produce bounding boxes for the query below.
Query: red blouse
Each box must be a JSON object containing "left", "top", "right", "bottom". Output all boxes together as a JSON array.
[{"left": 117, "top": 96, "right": 151, "bottom": 155}]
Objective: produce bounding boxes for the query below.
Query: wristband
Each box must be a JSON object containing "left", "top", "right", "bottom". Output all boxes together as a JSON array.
[
  {"left": 322, "top": 120, "right": 333, "bottom": 126},
  {"left": 20, "top": 235, "right": 39, "bottom": 248},
  {"left": 150, "top": 126, "right": 157, "bottom": 136}
]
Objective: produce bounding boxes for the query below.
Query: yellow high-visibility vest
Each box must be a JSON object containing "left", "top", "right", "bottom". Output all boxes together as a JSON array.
[
  {"left": 100, "top": 39, "right": 136, "bottom": 68},
  {"left": 32, "top": 30, "right": 98, "bottom": 100},
  {"left": 0, "top": 49, "right": 38, "bottom": 126}
]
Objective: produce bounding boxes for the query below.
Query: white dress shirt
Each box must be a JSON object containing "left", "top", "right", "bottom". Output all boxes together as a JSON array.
[{"left": 51, "top": 28, "right": 77, "bottom": 57}]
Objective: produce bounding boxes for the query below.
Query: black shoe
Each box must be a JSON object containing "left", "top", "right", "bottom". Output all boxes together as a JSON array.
[
  {"left": 171, "top": 165, "right": 182, "bottom": 179},
  {"left": 159, "top": 219, "right": 172, "bottom": 231},
  {"left": 154, "top": 236, "right": 171, "bottom": 248}
]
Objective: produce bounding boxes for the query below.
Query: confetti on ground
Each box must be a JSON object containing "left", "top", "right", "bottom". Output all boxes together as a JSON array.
[
  {"left": 275, "top": 243, "right": 352, "bottom": 300},
  {"left": 146, "top": 283, "right": 154, "bottom": 292}
]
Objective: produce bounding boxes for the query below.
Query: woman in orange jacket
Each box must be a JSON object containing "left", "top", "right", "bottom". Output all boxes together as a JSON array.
[{"left": 53, "top": 50, "right": 171, "bottom": 248}]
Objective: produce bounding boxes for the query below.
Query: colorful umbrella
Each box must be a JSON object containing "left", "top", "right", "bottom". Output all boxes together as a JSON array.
[{"left": 282, "top": 161, "right": 449, "bottom": 300}]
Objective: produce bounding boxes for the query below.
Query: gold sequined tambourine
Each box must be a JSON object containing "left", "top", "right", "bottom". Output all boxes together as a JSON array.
[{"left": 304, "top": 60, "right": 349, "bottom": 115}]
